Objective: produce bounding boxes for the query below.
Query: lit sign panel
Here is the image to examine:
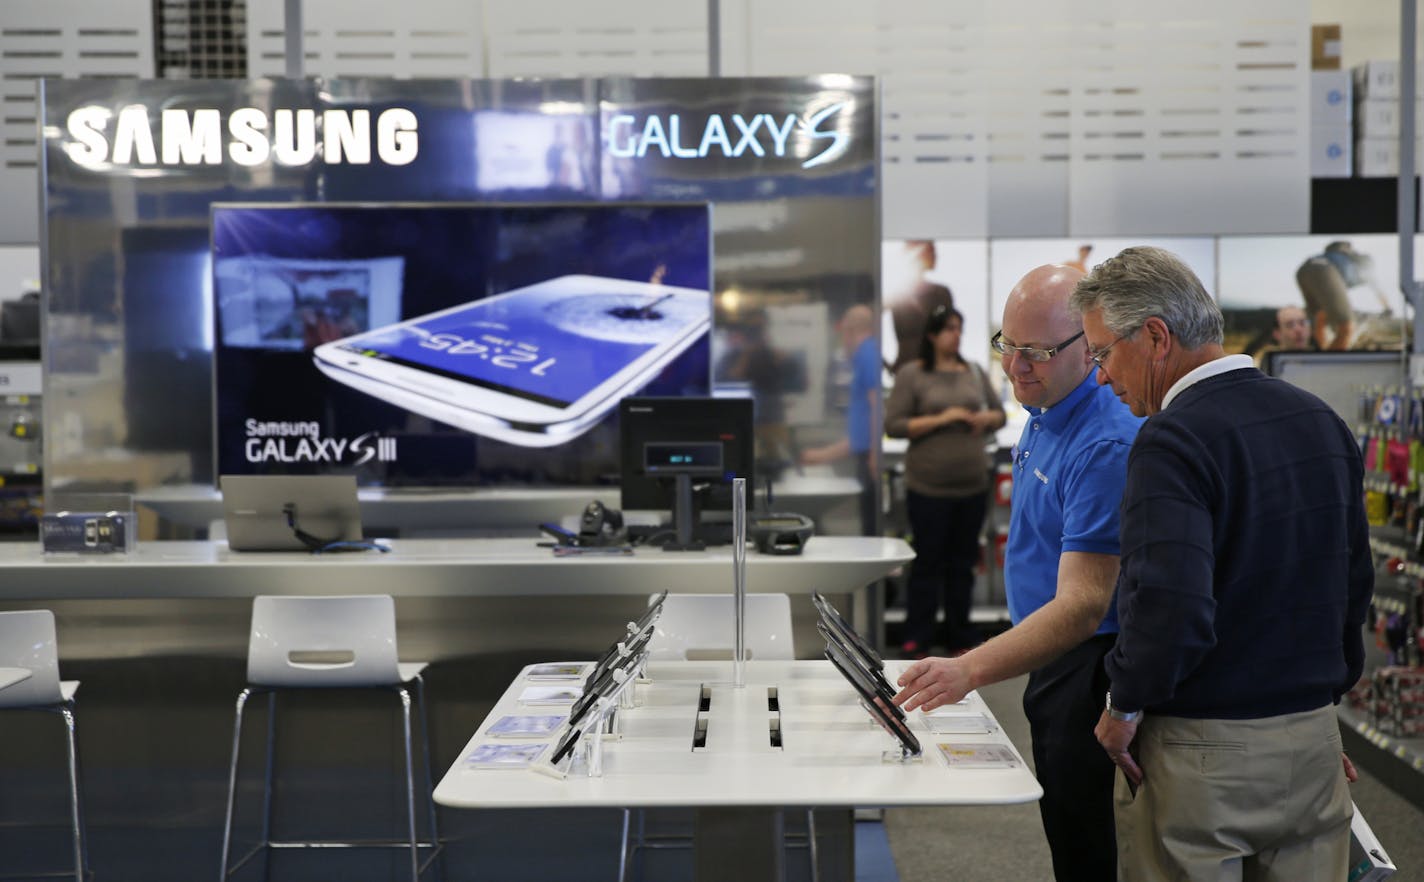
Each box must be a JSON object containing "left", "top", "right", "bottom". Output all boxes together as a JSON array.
[
  {"left": 604, "top": 102, "right": 851, "bottom": 169},
  {"left": 63, "top": 106, "right": 419, "bottom": 169}
]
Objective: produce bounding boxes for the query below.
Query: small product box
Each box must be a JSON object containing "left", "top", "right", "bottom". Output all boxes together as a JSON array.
[
  {"left": 1348, "top": 802, "right": 1396, "bottom": 881},
  {"left": 1311, "top": 71, "right": 1352, "bottom": 127},
  {"left": 1311, "top": 24, "right": 1341, "bottom": 71},
  {"left": 40, "top": 493, "right": 136, "bottom": 554},
  {"left": 1354, "top": 98, "right": 1424, "bottom": 141},
  {"left": 1355, "top": 137, "right": 1424, "bottom": 177},
  {"left": 1311, "top": 125, "right": 1352, "bottom": 178},
  {"left": 1354, "top": 61, "right": 1401, "bottom": 101}
]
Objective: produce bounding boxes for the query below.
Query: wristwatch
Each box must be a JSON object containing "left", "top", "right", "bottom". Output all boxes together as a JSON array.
[{"left": 1105, "top": 691, "right": 1142, "bottom": 723}]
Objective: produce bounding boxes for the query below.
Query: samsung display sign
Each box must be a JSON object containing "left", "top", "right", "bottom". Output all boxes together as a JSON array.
[
  {"left": 58, "top": 99, "right": 855, "bottom": 172},
  {"left": 62, "top": 105, "right": 420, "bottom": 169},
  {"left": 603, "top": 102, "right": 851, "bottom": 168}
]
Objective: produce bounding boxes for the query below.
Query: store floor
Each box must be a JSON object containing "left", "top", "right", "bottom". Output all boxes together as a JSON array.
[
  {"left": 2, "top": 662, "right": 1421, "bottom": 881},
  {"left": 887, "top": 674, "right": 1424, "bottom": 881}
]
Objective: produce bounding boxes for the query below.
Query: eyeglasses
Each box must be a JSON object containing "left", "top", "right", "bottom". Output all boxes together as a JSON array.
[
  {"left": 991, "top": 329, "right": 1084, "bottom": 363},
  {"left": 1087, "top": 333, "right": 1131, "bottom": 369}
]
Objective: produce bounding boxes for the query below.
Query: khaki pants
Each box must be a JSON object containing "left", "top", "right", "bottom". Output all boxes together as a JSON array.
[{"left": 1115, "top": 705, "right": 1351, "bottom": 882}]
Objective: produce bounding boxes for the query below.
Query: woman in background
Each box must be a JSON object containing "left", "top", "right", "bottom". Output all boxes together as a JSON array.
[{"left": 884, "top": 306, "right": 1004, "bottom": 658}]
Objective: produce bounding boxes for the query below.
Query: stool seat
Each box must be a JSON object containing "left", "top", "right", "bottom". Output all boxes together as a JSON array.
[
  {"left": 0, "top": 610, "right": 89, "bottom": 881},
  {"left": 220, "top": 595, "right": 441, "bottom": 881}
]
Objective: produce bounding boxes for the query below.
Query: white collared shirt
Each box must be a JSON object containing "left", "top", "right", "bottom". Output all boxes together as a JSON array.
[{"left": 1160, "top": 354, "right": 1255, "bottom": 411}]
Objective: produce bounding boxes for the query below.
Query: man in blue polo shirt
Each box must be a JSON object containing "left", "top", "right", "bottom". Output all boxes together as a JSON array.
[
  {"left": 895, "top": 264, "right": 1141, "bottom": 881},
  {"left": 803, "top": 304, "right": 881, "bottom": 535}
]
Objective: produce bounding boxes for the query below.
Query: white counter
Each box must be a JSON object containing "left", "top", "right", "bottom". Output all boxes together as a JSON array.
[{"left": 0, "top": 536, "right": 912, "bottom": 601}]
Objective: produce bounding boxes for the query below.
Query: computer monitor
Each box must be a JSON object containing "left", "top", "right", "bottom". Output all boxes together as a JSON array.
[
  {"left": 619, "top": 396, "right": 754, "bottom": 550},
  {"left": 1263, "top": 350, "right": 1402, "bottom": 428}
]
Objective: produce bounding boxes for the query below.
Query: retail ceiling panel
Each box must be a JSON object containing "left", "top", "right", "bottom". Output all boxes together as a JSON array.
[
  {"left": 980, "top": 0, "right": 1075, "bottom": 237},
  {"left": 483, "top": 0, "right": 708, "bottom": 79},
  {"left": 1066, "top": 0, "right": 1309, "bottom": 235},
  {"left": 0, "top": 0, "right": 152, "bottom": 244},
  {"left": 245, "top": 0, "right": 485, "bottom": 79},
  {"left": 743, "top": 0, "right": 989, "bottom": 239}
]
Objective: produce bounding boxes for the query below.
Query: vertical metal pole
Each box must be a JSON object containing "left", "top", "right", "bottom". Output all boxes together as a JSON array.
[
  {"left": 1403, "top": 0, "right": 1421, "bottom": 355},
  {"left": 732, "top": 477, "right": 747, "bottom": 687},
  {"left": 707, "top": 0, "right": 720, "bottom": 77},
  {"left": 284, "top": 0, "right": 304, "bottom": 78}
]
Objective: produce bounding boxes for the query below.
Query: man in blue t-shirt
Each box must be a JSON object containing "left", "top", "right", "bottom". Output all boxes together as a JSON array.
[
  {"left": 895, "top": 265, "right": 1141, "bottom": 881},
  {"left": 802, "top": 304, "right": 881, "bottom": 535}
]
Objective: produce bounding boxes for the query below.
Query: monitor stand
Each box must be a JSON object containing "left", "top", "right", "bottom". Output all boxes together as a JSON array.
[{"left": 662, "top": 474, "right": 706, "bottom": 552}]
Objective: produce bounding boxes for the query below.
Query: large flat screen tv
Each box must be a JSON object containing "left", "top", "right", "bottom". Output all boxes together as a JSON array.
[{"left": 212, "top": 202, "right": 712, "bottom": 487}]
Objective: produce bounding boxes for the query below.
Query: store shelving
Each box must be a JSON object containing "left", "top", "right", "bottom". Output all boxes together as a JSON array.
[{"left": 1355, "top": 387, "right": 1424, "bottom": 809}]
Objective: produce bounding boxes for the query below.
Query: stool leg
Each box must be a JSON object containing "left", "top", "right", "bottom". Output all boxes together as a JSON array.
[
  {"left": 60, "top": 702, "right": 83, "bottom": 882},
  {"left": 414, "top": 675, "right": 441, "bottom": 877},
  {"left": 616, "top": 809, "right": 631, "bottom": 882},
  {"left": 805, "top": 809, "right": 819, "bottom": 882},
  {"left": 220, "top": 688, "right": 252, "bottom": 881},
  {"left": 260, "top": 691, "right": 276, "bottom": 882},
  {"left": 398, "top": 687, "right": 419, "bottom": 882}
]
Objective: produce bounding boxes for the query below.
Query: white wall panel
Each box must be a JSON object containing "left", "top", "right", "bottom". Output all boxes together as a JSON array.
[
  {"left": 735, "top": 0, "right": 1310, "bottom": 239},
  {"left": 981, "top": 3, "right": 1074, "bottom": 236},
  {"left": 483, "top": 0, "right": 706, "bottom": 78},
  {"left": 743, "top": 0, "right": 990, "bottom": 239},
  {"left": 1066, "top": 0, "right": 1309, "bottom": 234},
  {"left": 246, "top": 0, "right": 485, "bottom": 78},
  {"left": 0, "top": 0, "right": 152, "bottom": 243}
]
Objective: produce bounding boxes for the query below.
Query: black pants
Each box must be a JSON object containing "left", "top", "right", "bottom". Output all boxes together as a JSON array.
[
  {"left": 903, "top": 489, "right": 988, "bottom": 650},
  {"left": 855, "top": 452, "right": 877, "bottom": 536},
  {"left": 1022, "top": 632, "right": 1117, "bottom": 882}
]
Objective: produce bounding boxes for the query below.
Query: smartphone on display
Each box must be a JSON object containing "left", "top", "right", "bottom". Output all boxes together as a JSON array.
[
  {"left": 312, "top": 275, "right": 710, "bottom": 448},
  {"left": 824, "top": 646, "right": 921, "bottom": 757},
  {"left": 817, "top": 622, "right": 898, "bottom": 709},
  {"left": 812, "top": 591, "right": 884, "bottom": 670}
]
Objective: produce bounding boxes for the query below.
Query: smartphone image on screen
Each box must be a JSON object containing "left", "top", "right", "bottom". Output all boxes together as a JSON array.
[{"left": 311, "top": 274, "right": 711, "bottom": 447}]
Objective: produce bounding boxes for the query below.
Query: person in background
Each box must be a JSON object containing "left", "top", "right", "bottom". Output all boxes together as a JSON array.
[
  {"left": 1243, "top": 305, "right": 1317, "bottom": 368},
  {"left": 893, "top": 265, "right": 1142, "bottom": 881},
  {"left": 717, "top": 309, "right": 798, "bottom": 474},
  {"left": 1272, "top": 304, "right": 1313, "bottom": 350},
  {"left": 884, "top": 305, "right": 1005, "bottom": 658},
  {"left": 802, "top": 304, "right": 882, "bottom": 535},
  {"left": 885, "top": 240, "right": 955, "bottom": 373},
  {"left": 1295, "top": 240, "right": 1391, "bottom": 351},
  {"left": 1076, "top": 246, "right": 1372, "bottom": 881}
]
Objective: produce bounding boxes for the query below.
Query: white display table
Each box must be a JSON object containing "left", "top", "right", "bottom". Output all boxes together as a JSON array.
[{"left": 435, "top": 659, "right": 1040, "bottom": 881}]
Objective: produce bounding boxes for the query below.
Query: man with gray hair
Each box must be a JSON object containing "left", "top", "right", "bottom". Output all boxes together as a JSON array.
[{"left": 1071, "top": 246, "right": 1373, "bottom": 880}]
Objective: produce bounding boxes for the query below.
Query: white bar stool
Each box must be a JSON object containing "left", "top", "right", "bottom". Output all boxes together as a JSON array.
[
  {"left": 218, "top": 595, "right": 440, "bottom": 881},
  {"left": 620, "top": 593, "right": 817, "bottom": 882},
  {"left": 0, "top": 609, "right": 88, "bottom": 882}
]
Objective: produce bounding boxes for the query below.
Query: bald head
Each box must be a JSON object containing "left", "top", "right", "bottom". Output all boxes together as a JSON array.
[
  {"left": 841, "top": 304, "right": 874, "bottom": 336},
  {"left": 1004, "top": 265, "right": 1086, "bottom": 339},
  {"left": 997, "top": 264, "right": 1092, "bottom": 409},
  {"left": 837, "top": 303, "right": 875, "bottom": 355}
]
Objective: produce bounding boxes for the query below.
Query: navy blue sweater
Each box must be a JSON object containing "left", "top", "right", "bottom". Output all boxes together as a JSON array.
[{"left": 1105, "top": 368, "right": 1373, "bottom": 718}]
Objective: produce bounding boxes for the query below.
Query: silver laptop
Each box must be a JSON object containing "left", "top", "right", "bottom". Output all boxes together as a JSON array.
[{"left": 219, "top": 474, "right": 363, "bottom": 551}]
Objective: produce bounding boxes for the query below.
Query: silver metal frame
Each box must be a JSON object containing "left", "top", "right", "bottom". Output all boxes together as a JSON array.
[
  {"left": 0, "top": 698, "right": 90, "bottom": 882},
  {"left": 1400, "top": 0, "right": 1422, "bottom": 355},
  {"left": 218, "top": 677, "right": 442, "bottom": 881}
]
